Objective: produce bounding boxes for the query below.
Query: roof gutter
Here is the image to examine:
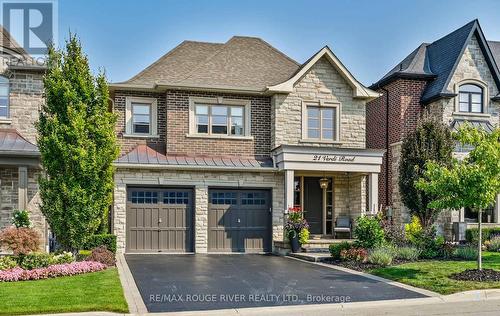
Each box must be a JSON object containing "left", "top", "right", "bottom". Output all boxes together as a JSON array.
[
  {"left": 113, "top": 162, "right": 278, "bottom": 173},
  {"left": 108, "top": 82, "right": 268, "bottom": 95}
]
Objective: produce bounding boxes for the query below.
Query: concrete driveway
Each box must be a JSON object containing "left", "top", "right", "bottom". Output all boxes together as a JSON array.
[{"left": 125, "top": 254, "right": 426, "bottom": 312}]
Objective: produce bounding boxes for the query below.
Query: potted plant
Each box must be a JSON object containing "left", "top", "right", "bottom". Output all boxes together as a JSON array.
[{"left": 285, "top": 207, "right": 309, "bottom": 253}]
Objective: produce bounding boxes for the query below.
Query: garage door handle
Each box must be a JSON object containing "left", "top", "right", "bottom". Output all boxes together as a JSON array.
[
  {"left": 237, "top": 218, "right": 241, "bottom": 223},
  {"left": 158, "top": 218, "right": 162, "bottom": 223}
]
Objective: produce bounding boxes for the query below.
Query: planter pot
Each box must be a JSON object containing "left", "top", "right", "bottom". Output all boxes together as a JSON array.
[{"left": 289, "top": 233, "right": 301, "bottom": 253}]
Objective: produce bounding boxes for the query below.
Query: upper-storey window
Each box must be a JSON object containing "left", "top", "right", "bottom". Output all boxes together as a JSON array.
[
  {"left": 0, "top": 76, "right": 9, "bottom": 118},
  {"left": 303, "top": 101, "right": 340, "bottom": 142},
  {"left": 459, "top": 84, "right": 483, "bottom": 113},
  {"left": 189, "top": 97, "right": 250, "bottom": 138},
  {"left": 125, "top": 97, "right": 158, "bottom": 137}
]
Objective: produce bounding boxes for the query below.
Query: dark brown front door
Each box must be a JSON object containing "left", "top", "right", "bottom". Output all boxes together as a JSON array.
[
  {"left": 208, "top": 189, "right": 271, "bottom": 253},
  {"left": 126, "top": 188, "right": 193, "bottom": 253},
  {"left": 303, "top": 177, "right": 323, "bottom": 234}
]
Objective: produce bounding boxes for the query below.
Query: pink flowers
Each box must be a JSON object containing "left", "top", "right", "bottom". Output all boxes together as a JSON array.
[{"left": 0, "top": 261, "right": 106, "bottom": 282}]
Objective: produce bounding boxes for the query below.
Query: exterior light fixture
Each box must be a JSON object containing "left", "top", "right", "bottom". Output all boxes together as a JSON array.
[{"left": 319, "top": 177, "right": 329, "bottom": 189}]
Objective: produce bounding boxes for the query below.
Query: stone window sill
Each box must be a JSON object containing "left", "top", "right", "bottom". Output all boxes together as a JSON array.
[
  {"left": 123, "top": 134, "right": 160, "bottom": 139},
  {"left": 452, "top": 112, "right": 491, "bottom": 119},
  {"left": 299, "top": 139, "right": 343, "bottom": 145},
  {"left": 185, "top": 134, "right": 254, "bottom": 141},
  {"left": 0, "top": 118, "right": 12, "bottom": 124}
]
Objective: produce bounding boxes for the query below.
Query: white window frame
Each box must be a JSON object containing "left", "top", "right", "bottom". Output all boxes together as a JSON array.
[
  {"left": 188, "top": 97, "right": 252, "bottom": 139},
  {"left": 0, "top": 76, "right": 9, "bottom": 119},
  {"left": 453, "top": 79, "right": 490, "bottom": 118},
  {"left": 125, "top": 96, "right": 158, "bottom": 137},
  {"left": 301, "top": 100, "right": 341, "bottom": 143}
]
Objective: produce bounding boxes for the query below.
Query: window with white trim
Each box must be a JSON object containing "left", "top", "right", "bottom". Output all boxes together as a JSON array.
[
  {"left": 0, "top": 76, "right": 9, "bottom": 118},
  {"left": 190, "top": 98, "right": 250, "bottom": 137},
  {"left": 125, "top": 97, "right": 157, "bottom": 136},
  {"left": 304, "top": 103, "right": 338, "bottom": 141}
]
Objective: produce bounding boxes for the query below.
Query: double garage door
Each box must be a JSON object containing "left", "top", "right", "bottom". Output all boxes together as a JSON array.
[{"left": 126, "top": 188, "right": 271, "bottom": 253}]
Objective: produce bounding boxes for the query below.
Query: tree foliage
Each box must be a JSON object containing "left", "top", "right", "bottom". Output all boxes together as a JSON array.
[
  {"left": 398, "top": 119, "right": 454, "bottom": 227},
  {"left": 37, "top": 34, "right": 119, "bottom": 251}
]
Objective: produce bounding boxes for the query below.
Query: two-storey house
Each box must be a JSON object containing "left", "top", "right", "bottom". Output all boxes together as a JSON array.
[
  {"left": 109, "top": 36, "right": 383, "bottom": 254},
  {"left": 367, "top": 20, "right": 500, "bottom": 238},
  {"left": 0, "top": 27, "right": 46, "bottom": 248}
]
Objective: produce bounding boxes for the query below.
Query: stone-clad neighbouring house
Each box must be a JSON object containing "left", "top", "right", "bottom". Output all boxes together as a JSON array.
[
  {"left": 367, "top": 20, "right": 500, "bottom": 238},
  {"left": 0, "top": 27, "right": 46, "bottom": 249},
  {"left": 109, "top": 37, "right": 383, "bottom": 253}
]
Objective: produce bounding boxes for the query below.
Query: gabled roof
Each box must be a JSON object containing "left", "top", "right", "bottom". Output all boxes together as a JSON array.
[
  {"left": 115, "top": 145, "right": 274, "bottom": 170},
  {"left": 116, "top": 36, "right": 300, "bottom": 92},
  {"left": 267, "top": 46, "right": 379, "bottom": 99},
  {"left": 0, "top": 129, "right": 39, "bottom": 156},
  {"left": 371, "top": 20, "right": 500, "bottom": 104}
]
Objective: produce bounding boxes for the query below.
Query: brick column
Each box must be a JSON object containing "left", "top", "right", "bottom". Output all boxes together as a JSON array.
[{"left": 194, "top": 185, "right": 208, "bottom": 253}]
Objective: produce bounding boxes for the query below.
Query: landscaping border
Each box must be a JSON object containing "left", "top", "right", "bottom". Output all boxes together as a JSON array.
[{"left": 116, "top": 254, "right": 147, "bottom": 315}]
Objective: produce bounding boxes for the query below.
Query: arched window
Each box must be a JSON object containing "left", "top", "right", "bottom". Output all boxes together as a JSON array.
[
  {"left": 0, "top": 76, "right": 9, "bottom": 118},
  {"left": 459, "top": 83, "right": 483, "bottom": 113}
]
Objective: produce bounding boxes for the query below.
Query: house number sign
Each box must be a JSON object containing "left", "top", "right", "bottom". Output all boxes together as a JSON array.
[{"left": 312, "top": 155, "right": 356, "bottom": 162}]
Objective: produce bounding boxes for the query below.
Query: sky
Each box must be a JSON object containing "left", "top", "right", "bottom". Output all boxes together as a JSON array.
[{"left": 54, "top": 0, "right": 500, "bottom": 86}]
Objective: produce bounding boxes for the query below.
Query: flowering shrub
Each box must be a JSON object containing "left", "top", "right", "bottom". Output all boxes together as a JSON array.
[
  {"left": 0, "top": 261, "right": 106, "bottom": 282},
  {"left": 340, "top": 247, "right": 368, "bottom": 263},
  {"left": 86, "top": 246, "right": 116, "bottom": 266},
  {"left": 0, "top": 227, "right": 40, "bottom": 255},
  {"left": 51, "top": 251, "right": 74, "bottom": 264},
  {"left": 0, "top": 256, "right": 17, "bottom": 271}
]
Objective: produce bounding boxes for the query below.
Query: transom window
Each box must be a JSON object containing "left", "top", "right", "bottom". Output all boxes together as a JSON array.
[
  {"left": 0, "top": 76, "right": 9, "bottom": 118},
  {"left": 195, "top": 104, "right": 245, "bottom": 136},
  {"left": 132, "top": 103, "right": 151, "bottom": 134},
  {"left": 306, "top": 105, "right": 337, "bottom": 140},
  {"left": 459, "top": 84, "right": 483, "bottom": 113}
]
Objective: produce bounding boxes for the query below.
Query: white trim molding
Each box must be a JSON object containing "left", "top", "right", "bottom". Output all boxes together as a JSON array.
[
  {"left": 188, "top": 96, "right": 252, "bottom": 138},
  {"left": 125, "top": 96, "right": 158, "bottom": 137},
  {"left": 267, "top": 46, "right": 380, "bottom": 100}
]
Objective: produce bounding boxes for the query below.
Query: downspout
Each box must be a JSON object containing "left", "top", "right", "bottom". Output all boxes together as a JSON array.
[{"left": 381, "top": 87, "right": 390, "bottom": 209}]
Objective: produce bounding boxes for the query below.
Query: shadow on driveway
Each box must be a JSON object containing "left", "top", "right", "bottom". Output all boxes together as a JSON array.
[{"left": 125, "top": 254, "right": 426, "bottom": 312}]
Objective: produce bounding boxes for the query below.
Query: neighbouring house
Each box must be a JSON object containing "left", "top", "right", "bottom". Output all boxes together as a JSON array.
[
  {"left": 367, "top": 20, "right": 500, "bottom": 238},
  {"left": 0, "top": 27, "right": 47, "bottom": 249},
  {"left": 109, "top": 36, "right": 383, "bottom": 254}
]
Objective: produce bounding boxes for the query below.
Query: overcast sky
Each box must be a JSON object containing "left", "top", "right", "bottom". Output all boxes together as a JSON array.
[{"left": 56, "top": 0, "right": 500, "bottom": 85}]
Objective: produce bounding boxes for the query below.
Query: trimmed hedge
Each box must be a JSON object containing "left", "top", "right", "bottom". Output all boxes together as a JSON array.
[
  {"left": 83, "top": 234, "right": 117, "bottom": 253},
  {"left": 466, "top": 228, "right": 500, "bottom": 244}
]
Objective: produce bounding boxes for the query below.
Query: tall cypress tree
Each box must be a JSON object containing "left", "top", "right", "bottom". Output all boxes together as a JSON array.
[{"left": 37, "top": 34, "right": 119, "bottom": 251}]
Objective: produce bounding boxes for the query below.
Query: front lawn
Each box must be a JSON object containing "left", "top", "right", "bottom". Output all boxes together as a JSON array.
[
  {"left": 370, "top": 251, "right": 500, "bottom": 295},
  {"left": 0, "top": 268, "right": 128, "bottom": 315}
]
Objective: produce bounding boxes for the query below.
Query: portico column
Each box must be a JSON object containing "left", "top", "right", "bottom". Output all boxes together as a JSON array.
[
  {"left": 368, "top": 173, "right": 379, "bottom": 215},
  {"left": 18, "top": 166, "right": 28, "bottom": 210},
  {"left": 285, "top": 170, "right": 294, "bottom": 211}
]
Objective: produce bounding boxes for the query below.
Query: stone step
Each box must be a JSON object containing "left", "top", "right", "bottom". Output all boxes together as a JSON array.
[{"left": 288, "top": 252, "right": 331, "bottom": 263}]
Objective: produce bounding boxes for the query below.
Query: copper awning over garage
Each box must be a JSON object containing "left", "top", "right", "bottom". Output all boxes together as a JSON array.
[{"left": 0, "top": 129, "right": 40, "bottom": 166}]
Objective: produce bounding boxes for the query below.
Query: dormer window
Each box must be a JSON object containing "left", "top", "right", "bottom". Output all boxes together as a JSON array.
[
  {"left": 459, "top": 84, "right": 483, "bottom": 113},
  {"left": 0, "top": 76, "right": 9, "bottom": 118}
]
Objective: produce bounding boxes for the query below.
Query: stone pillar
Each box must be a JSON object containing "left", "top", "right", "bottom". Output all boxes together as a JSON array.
[
  {"left": 194, "top": 185, "right": 208, "bottom": 253},
  {"left": 368, "top": 173, "right": 379, "bottom": 214},
  {"left": 18, "top": 166, "right": 28, "bottom": 210},
  {"left": 284, "top": 170, "right": 294, "bottom": 211},
  {"left": 113, "top": 183, "right": 127, "bottom": 253}
]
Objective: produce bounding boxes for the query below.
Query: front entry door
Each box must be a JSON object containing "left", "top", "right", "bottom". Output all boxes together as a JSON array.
[{"left": 303, "top": 177, "right": 323, "bottom": 234}]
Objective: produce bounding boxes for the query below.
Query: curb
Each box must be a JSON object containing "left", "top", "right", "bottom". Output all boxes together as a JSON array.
[{"left": 116, "top": 254, "right": 148, "bottom": 315}]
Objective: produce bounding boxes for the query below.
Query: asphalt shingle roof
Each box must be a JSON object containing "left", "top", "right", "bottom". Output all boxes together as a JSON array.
[
  {"left": 122, "top": 36, "right": 300, "bottom": 92},
  {"left": 372, "top": 20, "right": 500, "bottom": 103}
]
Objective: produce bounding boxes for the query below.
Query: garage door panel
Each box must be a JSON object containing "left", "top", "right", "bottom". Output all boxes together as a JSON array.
[
  {"left": 208, "top": 189, "right": 271, "bottom": 253},
  {"left": 127, "top": 188, "right": 193, "bottom": 253}
]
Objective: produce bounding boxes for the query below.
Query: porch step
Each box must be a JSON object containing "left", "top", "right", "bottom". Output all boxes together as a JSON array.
[
  {"left": 302, "top": 238, "right": 352, "bottom": 253},
  {"left": 288, "top": 252, "right": 331, "bottom": 263}
]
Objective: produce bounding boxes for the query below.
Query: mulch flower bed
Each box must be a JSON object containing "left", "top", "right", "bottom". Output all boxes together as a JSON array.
[
  {"left": 450, "top": 269, "right": 500, "bottom": 282},
  {"left": 323, "top": 258, "right": 414, "bottom": 271}
]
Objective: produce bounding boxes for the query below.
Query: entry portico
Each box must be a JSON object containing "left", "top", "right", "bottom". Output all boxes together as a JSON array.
[{"left": 273, "top": 145, "right": 384, "bottom": 237}]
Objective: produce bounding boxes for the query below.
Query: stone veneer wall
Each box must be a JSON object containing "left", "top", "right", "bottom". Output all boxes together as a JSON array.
[
  {"left": 113, "top": 168, "right": 284, "bottom": 253},
  {"left": 332, "top": 173, "right": 366, "bottom": 220},
  {"left": 272, "top": 57, "right": 366, "bottom": 149}
]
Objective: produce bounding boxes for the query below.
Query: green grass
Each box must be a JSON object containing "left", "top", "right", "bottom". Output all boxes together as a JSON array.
[
  {"left": 370, "top": 251, "right": 500, "bottom": 295},
  {"left": 0, "top": 268, "right": 128, "bottom": 315}
]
